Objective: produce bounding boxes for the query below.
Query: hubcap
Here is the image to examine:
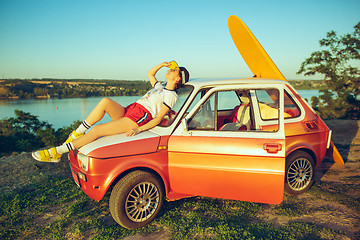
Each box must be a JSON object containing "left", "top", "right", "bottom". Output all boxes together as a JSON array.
[
  {"left": 125, "top": 182, "right": 160, "bottom": 222},
  {"left": 287, "top": 158, "right": 313, "bottom": 191}
]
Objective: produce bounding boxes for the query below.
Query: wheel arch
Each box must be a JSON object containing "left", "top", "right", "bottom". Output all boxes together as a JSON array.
[
  {"left": 108, "top": 167, "right": 167, "bottom": 197},
  {"left": 286, "top": 147, "right": 317, "bottom": 166}
]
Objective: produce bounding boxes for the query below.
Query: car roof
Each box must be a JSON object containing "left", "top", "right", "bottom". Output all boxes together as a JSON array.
[{"left": 185, "top": 78, "right": 289, "bottom": 89}]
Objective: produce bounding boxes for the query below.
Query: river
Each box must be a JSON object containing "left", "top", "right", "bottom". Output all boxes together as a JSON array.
[{"left": 0, "top": 90, "right": 320, "bottom": 129}]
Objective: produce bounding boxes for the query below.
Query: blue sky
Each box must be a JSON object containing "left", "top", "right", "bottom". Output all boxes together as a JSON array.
[{"left": 0, "top": 0, "right": 359, "bottom": 81}]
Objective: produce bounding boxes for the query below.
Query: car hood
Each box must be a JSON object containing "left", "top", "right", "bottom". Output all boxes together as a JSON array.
[{"left": 78, "top": 131, "right": 161, "bottom": 158}]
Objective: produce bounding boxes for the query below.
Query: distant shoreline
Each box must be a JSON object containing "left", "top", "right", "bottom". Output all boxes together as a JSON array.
[
  {"left": 0, "top": 78, "right": 151, "bottom": 100},
  {"left": 0, "top": 78, "right": 325, "bottom": 100}
]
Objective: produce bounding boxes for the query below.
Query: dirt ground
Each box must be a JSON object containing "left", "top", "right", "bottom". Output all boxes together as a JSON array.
[
  {"left": 257, "top": 120, "right": 360, "bottom": 240},
  {"left": 0, "top": 120, "right": 359, "bottom": 239}
]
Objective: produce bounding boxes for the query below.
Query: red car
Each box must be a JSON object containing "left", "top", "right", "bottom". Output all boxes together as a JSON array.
[{"left": 68, "top": 16, "right": 343, "bottom": 229}]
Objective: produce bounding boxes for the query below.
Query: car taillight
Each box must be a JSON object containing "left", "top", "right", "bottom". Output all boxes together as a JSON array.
[
  {"left": 77, "top": 152, "right": 89, "bottom": 172},
  {"left": 303, "top": 120, "right": 319, "bottom": 132}
]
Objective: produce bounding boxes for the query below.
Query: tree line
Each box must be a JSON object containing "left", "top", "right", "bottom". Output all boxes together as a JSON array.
[
  {"left": 297, "top": 21, "right": 359, "bottom": 120},
  {"left": 0, "top": 79, "right": 152, "bottom": 99},
  {"left": 0, "top": 78, "right": 328, "bottom": 100}
]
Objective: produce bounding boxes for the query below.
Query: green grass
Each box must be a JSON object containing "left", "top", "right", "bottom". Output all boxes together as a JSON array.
[
  {"left": 0, "top": 154, "right": 358, "bottom": 240},
  {"left": 0, "top": 173, "right": 350, "bottom": 240},
  {"left": 273, "top": 198, "right": 309, "bottom": 216}
]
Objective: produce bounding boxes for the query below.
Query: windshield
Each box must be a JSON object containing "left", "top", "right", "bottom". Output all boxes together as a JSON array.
[{"left": 159, "top": 85, "right": 194, "bottom": 127}]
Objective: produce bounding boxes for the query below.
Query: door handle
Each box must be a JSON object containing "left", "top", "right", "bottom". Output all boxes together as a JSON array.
[{"left": 263, "top": 143, "right": 282, "bottom": 154}]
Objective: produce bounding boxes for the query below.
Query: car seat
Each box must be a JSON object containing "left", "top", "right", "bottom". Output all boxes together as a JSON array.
[
  {"left": 231, "top": 96, "right": 251, "bottom": 130},
  {"left": 220, "top": 96, "right": 251, "bottom": 131}
]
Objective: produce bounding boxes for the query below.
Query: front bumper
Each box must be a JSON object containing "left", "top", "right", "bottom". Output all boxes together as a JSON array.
[
  {"left": 68, "top": 151, "right": 107, "bottom": 201},
  {"left": 69, "top": 162, "right": 81, "bottom": 188}
]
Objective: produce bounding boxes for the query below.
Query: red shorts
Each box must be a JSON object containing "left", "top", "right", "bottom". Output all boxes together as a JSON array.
[{"left": 124, "top": 103, "right": 152, "bottom": 126}]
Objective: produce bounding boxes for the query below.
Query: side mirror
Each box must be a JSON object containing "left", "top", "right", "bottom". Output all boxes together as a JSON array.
[{"left": 181, "top": 118, "right": 188, "bottom": 131}]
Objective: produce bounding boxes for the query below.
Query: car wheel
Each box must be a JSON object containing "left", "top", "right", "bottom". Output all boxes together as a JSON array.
[
  {"left": 284, "top": 151, "right": 315, "bottom": 195},
  {"left": 109, "top": 170, "right": 164, "bottom": 229}
]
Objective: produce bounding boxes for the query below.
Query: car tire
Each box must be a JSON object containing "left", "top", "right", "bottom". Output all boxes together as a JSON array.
[
  {"left": 284, "top": 151, "right": 315, "bottom": 195},
  {"left": 109, "top": 170, "right": 164, "bottom": 229}
]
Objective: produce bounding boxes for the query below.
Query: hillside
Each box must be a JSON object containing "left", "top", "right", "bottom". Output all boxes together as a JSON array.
[{"left": 0, "top": 120, "right": 359, "bottom": 239}]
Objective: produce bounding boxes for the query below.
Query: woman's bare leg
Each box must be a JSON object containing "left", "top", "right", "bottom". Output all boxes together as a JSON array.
[
  {"left": 72, "top": 117, "right": 138, "bottom": 149},
  {"left": 65, "top": 98, "right": 127, "bottom": 143},
  {"left": 32, "top": 99, "right": 137, "bottom": 162},
  {"left": 86, "top": 98, "right": 126, "bottom": 125}
]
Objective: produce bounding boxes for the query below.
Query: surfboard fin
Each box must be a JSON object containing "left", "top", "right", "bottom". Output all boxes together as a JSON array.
[{"left": 326, "top": 141, "right": 345, "bottom": 165}]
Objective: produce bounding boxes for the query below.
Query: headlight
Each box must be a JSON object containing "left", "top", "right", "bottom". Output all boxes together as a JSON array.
[{"left": 77, "top": 152, "right": 89, "bottom": 172}]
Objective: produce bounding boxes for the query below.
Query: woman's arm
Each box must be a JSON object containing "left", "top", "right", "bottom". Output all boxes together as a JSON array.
[
  {"left": 147, "top": 62, "right": 171, "bottom": 87},
  {"left": 126, "top": 105, "right": 170, "bottom": 137}
]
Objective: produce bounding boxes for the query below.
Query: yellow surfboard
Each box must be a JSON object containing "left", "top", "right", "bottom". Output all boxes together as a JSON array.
[
  {"left": 228, "top": 15, "right": 286, "bottom": 80},
  {"left": 228, "top": 15, "right": 344, "bottom": 165}
]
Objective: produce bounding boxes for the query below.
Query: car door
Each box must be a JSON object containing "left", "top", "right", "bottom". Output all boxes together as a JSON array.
[{"left": 168, "top": 84, "right": 286, "bottom": 204}]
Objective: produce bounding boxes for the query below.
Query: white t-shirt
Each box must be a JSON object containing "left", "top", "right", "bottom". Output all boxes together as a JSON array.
[{"left": 136, "top": 82, "right": 178, "bottom": 118}]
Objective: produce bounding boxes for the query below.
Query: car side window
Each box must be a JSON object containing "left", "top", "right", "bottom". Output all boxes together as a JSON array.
[
  {"left": 218, "top": 91, "right": 240, "bottom": 110},
  {"left": 188, "top": 88, "right": 281, "bottom": 132},
  {"left": 255, "top": 89, "right": 301, "bottom": 120},
  {"left": 284, "top": 91, "right": 301, "bottom": 118},
  {"left": 188, "top": 90, "right": 242, "bottom": 131},
  {"left": 254, "top": 89, "right": 280, "bottom": 132},
  {"left": 256, "top": 89, "right": 280, "bottom": 120}
]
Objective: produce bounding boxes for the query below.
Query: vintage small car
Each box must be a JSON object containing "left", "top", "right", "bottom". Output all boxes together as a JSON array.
[{"left": 68, "top": 16, "right": 342, "bottom": 229}]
